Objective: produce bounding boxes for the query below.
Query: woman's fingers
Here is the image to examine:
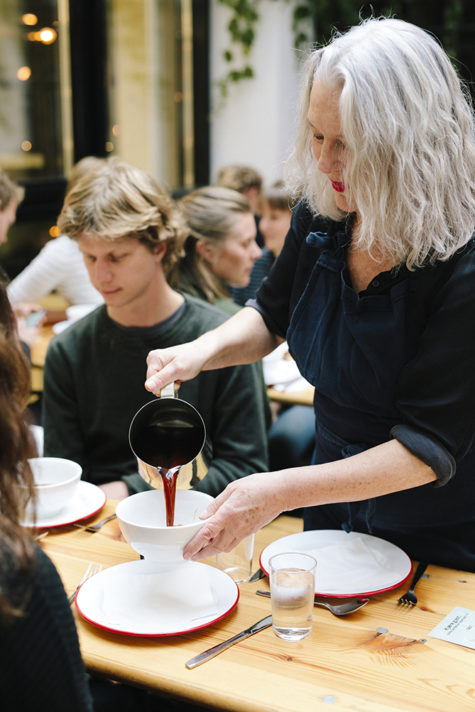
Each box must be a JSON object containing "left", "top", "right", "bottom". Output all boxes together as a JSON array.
[
  {"left": 184, "top": 472, "right": 286, "bottom": 560},
  {"left": 183, "top": 520, "right": 228, "bottom": 560},
  {"left": 145, "top": 344, "right": 205, "bottom": 395},
  {"left": 144, "top": 361, "right": 180, "bottom": 394},
  {"left": 183, "top": 490, "right": 237, "bottom": 559}
]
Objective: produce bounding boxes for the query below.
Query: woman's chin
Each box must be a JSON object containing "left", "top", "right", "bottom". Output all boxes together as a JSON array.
[{"left": 229, "top": 277, "right": 250, "bottom": 289}]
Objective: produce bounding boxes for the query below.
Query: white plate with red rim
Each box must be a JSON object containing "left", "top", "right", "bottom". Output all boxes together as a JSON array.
[
  {"left": 260, "top": 530, "right": 412, "bottom": 598},
  {"left": 76, "top": 559, "right": 240, "bottom": 637},
  {"left": 21, "top": 480, "right": 106, "bottom": 529}
]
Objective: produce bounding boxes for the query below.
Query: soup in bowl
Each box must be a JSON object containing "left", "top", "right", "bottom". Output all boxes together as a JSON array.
[{"left": 116, "top": 489, "right": 213, "bottom": 563}]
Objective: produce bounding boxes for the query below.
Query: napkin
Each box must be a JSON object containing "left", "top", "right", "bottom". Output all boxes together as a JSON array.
[
  {"left": 101, "top": 563, "right": 218, "bottom": 629},
  {"left": 307, "top": 535, "right": 393, "bottom": 593}
]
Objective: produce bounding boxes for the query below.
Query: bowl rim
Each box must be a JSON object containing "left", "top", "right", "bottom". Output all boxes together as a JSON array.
[
  {"left": 116, "top": 489, "right": 213, "bottom": 531},
  {"left": 27, "top": 456, "right": 82, "bottom": 489}
]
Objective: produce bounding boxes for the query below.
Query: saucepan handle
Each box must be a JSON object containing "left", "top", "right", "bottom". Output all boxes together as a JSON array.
[{"left": 160, "top": 382, "right": 175, "bottom": 398}]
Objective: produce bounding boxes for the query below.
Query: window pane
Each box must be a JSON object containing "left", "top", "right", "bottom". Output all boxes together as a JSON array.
[
  {"left": 0, "top": 0, "right": 73, "bottom": 182},
  {"left": 104, "top": 0, "right": 192, "bottom": 189}
]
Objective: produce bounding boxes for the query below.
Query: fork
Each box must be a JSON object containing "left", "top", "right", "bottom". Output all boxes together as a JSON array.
[
  {"left": 73, "top": 513, "right": 117, "bottom": 533},
  {"left": 68, "top": 562, "right": 102, "bottom": 604},
  {"left": 398, "top": 561, "right": 428, "bottom": 607}
]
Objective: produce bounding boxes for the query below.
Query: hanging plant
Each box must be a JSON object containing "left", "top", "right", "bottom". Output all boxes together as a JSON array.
[
  {"left": 217, "top": 0, "right": 466, "bottom": 98},
  {"left": 216, "top": 0, "right": 378, "bottom": 97},
  {"left": 216, "top": 0, "right": 260, "bottom": 98}
]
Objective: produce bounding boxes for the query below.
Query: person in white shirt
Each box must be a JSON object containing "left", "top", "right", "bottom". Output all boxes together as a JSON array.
[
  {"left": 7, "top": 233, "right": 102, "bottom": 306},
  {"left": 7, "top": 157, "right": 104, "bottom": 311}
]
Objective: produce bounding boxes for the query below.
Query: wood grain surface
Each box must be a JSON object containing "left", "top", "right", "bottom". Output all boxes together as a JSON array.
[{"left": 39, "top": 500, "right": 475, "bottom": 712}]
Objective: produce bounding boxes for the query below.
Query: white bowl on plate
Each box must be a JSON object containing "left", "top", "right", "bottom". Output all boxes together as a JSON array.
[
  {"left": 116, "top": 489, "right": 213, "bottom": 563},
  {"left": 26, "top": 457, "right": 82, "bottom": 519}
]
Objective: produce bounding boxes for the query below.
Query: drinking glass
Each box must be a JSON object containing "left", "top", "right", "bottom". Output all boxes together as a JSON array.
[
  {"left": 269, "top": 552, "right": 316, "bottom": 641},
  {"left": 216, "top": 534, "right": 255, "bottom": 583}
]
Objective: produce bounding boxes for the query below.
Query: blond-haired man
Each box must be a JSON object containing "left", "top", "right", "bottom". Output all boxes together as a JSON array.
[{"left": 43, "top": 158, "right": 269, "bottom": 499}]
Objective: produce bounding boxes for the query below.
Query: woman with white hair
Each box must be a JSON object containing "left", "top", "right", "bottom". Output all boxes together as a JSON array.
[{"left": 145, "top": 18, "right": 475, "bottom": 571}]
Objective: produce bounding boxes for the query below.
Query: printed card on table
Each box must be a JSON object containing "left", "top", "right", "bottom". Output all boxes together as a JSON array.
[{"left": 428, "top": 607, "right": 475, "bottom": 650}]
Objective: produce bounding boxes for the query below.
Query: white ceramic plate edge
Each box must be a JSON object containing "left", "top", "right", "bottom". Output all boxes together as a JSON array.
[
  {"left": 259, "top": 530, "right": 412, "bottom": 598},
  {"left": 21, "top": 480, "right": 106, "bottom": 529},
  {"left": 76, "top": 560, "right": 240, "bottom": 637}
]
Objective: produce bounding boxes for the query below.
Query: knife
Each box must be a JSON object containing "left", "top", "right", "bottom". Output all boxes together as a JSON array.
[
  {"left": 185, "top": 615, "right": 272, "bottom": 669},
  {"left": 249, "top": 567, "right": 266, "bottom": 582}
]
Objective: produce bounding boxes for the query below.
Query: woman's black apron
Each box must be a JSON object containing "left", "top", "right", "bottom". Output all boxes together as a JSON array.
[{"left": 286, "top": 230, "right": 475, "bottom": 571}]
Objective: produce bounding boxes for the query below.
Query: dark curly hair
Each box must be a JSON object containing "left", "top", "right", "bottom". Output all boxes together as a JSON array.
[{"left": 0, "top": 275, "right": 37, "bottom": 620}]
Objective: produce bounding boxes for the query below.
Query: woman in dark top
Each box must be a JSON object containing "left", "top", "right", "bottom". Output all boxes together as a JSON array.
[
  {"left": 0, "top": 278, "right": 173, "bottom": 712},
  {"left": 145, "top": 18, "right": 475, "bottom": 572},
  {"left": 0, "top": 278, "right": 94, "bottom": 710}
]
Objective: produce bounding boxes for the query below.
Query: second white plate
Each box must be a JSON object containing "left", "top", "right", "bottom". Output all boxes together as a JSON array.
[{"left": 260, "top": 530, "right": 412, "bottom": 597}]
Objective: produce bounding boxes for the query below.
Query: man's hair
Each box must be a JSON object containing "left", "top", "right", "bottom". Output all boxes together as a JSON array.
[
  {"left": 0, "top": 169, "right": 24, "bottom": 210},
  {"left": 57, "top": 157, "right": 187, "bottom": 273},
  {"left": 215, "top": 164, "right": 263, "bottom": 194},
  {"left": 65, "top": 156, "right": 105, "bottom": 195},
  {"left": 286, "top": 17, "right": 475, "bottom": 269}
]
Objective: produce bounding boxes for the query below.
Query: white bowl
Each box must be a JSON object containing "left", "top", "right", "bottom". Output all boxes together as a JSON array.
[
  {"left": 27, "top": 457, "right": 82, "bottom": 519},
  {"left": 29, "top": 424, "right": 44, "bottom": 456},
  {"left": 116, "top": 489, "right": 213, "bottom": 563}
]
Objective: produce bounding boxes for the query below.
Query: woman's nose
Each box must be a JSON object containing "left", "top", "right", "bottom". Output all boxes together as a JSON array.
[
  {"left": 317, "top": 141, "right": 342, "bottom": 176},
  {"left": 317, "top": 144, "right": 333, "bottom": 174}
]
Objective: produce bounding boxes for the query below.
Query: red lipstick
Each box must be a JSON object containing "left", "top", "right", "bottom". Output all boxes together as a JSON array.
[{"left": 331, "top": 181, "right": 345, "bottom": 193}]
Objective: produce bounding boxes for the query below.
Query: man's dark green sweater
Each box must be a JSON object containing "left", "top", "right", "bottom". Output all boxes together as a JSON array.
[{"left": 42, "top": 296, "right": 269, "bottom": 496}]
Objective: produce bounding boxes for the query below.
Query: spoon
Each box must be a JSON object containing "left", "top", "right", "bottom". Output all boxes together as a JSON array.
[{"left": 256, "top": 590, "right": 369, "bottom": 616}]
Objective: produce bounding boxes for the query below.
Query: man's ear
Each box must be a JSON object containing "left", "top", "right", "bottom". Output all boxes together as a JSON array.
[{"left": 153, "top": 242, "right": 168, "bottom": 260}]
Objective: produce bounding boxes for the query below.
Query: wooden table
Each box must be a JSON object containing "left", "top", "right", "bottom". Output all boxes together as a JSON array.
[
  {"left": 267, "top": 385, "right": 314, "bottom": 408},
  {"left": 39, "top": 500, "right": 475, "bottom": 712},
  {"left": 30, "top": 324, "right": 54, "bottom": 394}
]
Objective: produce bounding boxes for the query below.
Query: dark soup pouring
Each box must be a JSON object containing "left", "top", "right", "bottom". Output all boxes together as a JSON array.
[{"left": 129, "top": 385, "right": 205, "bottom": 527}]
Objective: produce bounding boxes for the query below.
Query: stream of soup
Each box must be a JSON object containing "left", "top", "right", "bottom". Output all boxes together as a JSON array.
[{"left": 133, "top": 421, "right": 203, "bottom": 526}]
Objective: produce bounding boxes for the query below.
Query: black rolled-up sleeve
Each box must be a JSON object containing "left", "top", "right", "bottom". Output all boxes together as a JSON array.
[{"left": 394, "top": 240, "right": 475, "bottom": 485}]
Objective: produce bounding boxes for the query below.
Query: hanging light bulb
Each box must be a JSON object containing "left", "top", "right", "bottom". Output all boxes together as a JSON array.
[
  {"left": 22, "top": 13, "right": 38, "bottom": 26},
  {"left": 38, "top": 27, "right": 57, "bottom": 45}
]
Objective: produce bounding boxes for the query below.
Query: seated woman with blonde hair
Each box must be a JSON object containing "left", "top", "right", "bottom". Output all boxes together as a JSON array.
[{"left": 170, "top": 185, "right": 262, "bottom": 316}]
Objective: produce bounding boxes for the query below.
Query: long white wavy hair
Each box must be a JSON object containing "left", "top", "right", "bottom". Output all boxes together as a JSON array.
[{"left": 285, "top": 17, "right": 475, "bottom": 268}]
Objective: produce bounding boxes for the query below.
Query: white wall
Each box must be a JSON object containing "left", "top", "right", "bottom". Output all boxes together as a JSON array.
[{"left": 209, "top": 0, "right": 305, "bottom": 188}]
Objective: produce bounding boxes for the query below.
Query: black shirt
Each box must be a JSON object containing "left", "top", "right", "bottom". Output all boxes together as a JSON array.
[{"left": 251, "top": 201, "right": 475, "bottom": 486}]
